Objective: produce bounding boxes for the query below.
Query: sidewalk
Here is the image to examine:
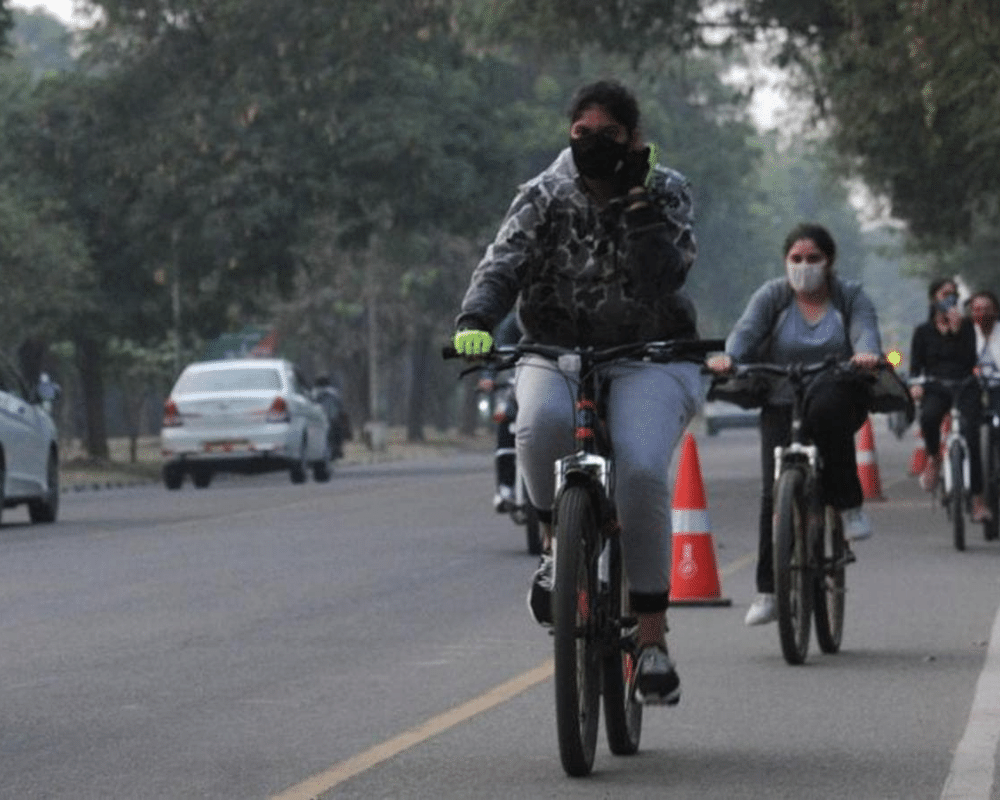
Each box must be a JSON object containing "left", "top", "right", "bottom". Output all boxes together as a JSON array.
[{"left": 58, "top": 428, "right": 495, "bottom": 492}]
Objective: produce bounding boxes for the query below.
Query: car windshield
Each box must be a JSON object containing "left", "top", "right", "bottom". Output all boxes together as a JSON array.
[{"left": 174, "top": 367, "right": 282, "bottom": 394}]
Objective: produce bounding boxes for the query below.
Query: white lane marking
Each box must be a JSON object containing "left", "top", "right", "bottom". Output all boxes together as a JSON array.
[{"left": 940, "top": 604, "right": 1000, "bottom": 799}]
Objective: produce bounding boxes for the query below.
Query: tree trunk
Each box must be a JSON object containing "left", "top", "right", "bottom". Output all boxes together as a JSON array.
[
  {"left": 75, "top": 335, "right": 109, "bottom": 460},
  {"left": 406, "top": 324, "right": 430, "bottom": 442},
  {"left": 17, "top": 337, "right": 46, "bottom": 388}
]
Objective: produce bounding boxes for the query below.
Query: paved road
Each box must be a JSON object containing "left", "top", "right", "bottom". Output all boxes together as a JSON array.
[{"left": 1, "top": 423, "right": 998, "bottom": 799}]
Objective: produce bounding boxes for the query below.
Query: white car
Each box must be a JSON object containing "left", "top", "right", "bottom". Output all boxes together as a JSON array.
[
  {"left": 0, "top": 354, "right": 60, "bottom": 524},
  {"left": 160, "top": 358, "right": 331, "bottom": 489}
]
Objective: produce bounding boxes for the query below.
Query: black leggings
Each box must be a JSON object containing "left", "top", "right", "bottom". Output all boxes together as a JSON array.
[
  {"left": 755, "top": 374, "right": 869, "bottom": 594},
  {"left": 918, "top": 383, "right": 983, "bottom": 494}
]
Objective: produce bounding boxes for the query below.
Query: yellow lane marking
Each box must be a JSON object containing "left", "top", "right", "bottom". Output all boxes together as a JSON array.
[
  {"left": 270, "top": 661, "right": 554, "bottom": 800},
  {"left": 271, "top": 552, "right": 756, "bottom": 799}
]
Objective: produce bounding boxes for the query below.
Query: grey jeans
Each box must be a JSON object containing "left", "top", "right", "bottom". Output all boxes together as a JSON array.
[{"left": 514, "top": 354, "right": 703, "bottom": 599}]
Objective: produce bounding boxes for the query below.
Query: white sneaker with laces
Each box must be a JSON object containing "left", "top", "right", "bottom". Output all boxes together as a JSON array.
[
  {"left": 744, "top": 593, "right": 777, "bottom": 626},
  {"left": 842, "top": 506, "right": 873, "bottom": 541}
]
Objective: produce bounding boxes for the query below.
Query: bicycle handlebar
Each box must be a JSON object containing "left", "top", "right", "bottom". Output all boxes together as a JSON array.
[
  {"left": 908, "top": 374, "right": 981, "bottom": 393},
  {"left": 442, "top": 338, "right": 726, "bottom": 375},
  {"left": 730, "top": 356, "right": 885, "bottom": 383}
]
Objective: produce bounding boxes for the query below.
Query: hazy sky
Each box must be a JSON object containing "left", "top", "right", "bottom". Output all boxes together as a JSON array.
[{"left": 12, "top": 0, "right": 80, "bottom": 26}]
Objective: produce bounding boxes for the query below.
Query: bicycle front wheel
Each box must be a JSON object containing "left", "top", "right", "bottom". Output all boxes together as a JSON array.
[
  {"left": 553, "top": 485, "right": 601, "bottom": 777},
  {"left": 948, "top": 441, "right": 966, "bottom": 551},
  {"left": 601, "top": 535, "right": 642, "bottom": 756},
  {"left": 774, "top": 468, "right": 812, "bottom": 665},
  {"left": 813, "top": 506, "right": 846, "bottom": 654}
]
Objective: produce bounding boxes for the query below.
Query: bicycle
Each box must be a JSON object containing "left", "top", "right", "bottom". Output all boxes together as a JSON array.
[
  {"left": 446, "top": 337, "right": 722, "bottom": 776},
  {"left": 979, "top": 369, "right": 1000, "bottom": 541},
  {"left": 725, "top": 357, "right": 882, "bottom": 664},
  {"left": 911, "top": 375, "right": 980, "bottom": 551}
]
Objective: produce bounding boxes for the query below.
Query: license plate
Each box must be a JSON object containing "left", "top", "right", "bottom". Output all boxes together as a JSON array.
[{"left": 204, "top": 440, "right": 249, "bottom": 453}]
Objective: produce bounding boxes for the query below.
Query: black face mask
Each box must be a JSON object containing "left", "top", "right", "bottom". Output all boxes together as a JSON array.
[
  {"left": 935, "top": 294, "right": 959, "bottom": 314},
  {"left": 570, "top": 132, "right": 628, "bottom": 181}
]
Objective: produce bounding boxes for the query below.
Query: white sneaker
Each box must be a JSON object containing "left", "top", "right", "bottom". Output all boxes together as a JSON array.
[
  {"left": 745, "top": 593, "right": 777, "bottom": 626},
  {"left": 842, "top": 507, "right": 873, "bottom": 541}
]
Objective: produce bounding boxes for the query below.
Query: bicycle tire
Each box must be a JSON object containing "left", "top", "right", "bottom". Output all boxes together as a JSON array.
[
  {"left": 601, "top": 535, "right": 642, "bottom": 756},
  {"left": 813, "top": 506, "right": 845, "bottom": 654},
  {"left": 984, "top": 432, "right": 1000, "bottom": 541},
  {"left": 553, "top": 485, "right": 601, "bottom": 777},
  {"left": 949, "top": 441, "right": 966, "bottom": 551},
  {"left": 774, "top": 468, "right": 812, "bottom": 665}
]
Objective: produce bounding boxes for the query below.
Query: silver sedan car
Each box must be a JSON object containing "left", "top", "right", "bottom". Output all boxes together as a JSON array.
[
  {"left": 160, "top": 358, "right": 331, "bottom": 489},
  {"left": 0, "top": 354, "right": 60, "bottom": 524}
]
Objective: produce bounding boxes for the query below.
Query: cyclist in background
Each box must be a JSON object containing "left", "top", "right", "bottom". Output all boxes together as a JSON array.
[
  {"left": 706, "top": 223, "right": 885, "bottom": 627},
  {"left": 452, "top": 79, "right": 703, "bottom": 705},
  {"left": 909, "top": 278, "right": 991, "bottom": 522},
  {"left": 475, "top": 312, "right": 522, "bottom": 512},
  {"left": 970, "top": 290, "right": 1000, "bottom": 383}
]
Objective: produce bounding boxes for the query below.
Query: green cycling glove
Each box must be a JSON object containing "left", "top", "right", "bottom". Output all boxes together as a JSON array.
[{"left": 453, "top": 329, "right": 494, "bottom": 356}]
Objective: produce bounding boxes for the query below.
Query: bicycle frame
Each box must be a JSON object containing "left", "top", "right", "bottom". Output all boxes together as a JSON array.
[
  {"left": 912, "top": 375, "right": 977, "bottom": 507},
  {"left": 730, "top": 356, "right": 865, "bottom": 664},
  {"left": 446, "top": 337, "right": 722, "bottom": 775}
]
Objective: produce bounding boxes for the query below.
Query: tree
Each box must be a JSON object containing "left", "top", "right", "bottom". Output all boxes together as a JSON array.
[
  {"left": 0, "top": 1, "right": 12, "bottom": 57},
  {"left": 733, "top": 0, "right": 1000, "bottom": 285}
]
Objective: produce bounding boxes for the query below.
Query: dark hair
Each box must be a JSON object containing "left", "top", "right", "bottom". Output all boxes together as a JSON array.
[
  {"left": 927, "top": 277, "right": 957, "bottom": 300},
  {"left": 969, "top": 289, "right": 999, "bottom": 312},
  {"left": 568, "top": 80, "right": 640, "bottom": 133},
  {"left": 782, "top": 222, "right": 837, "bottom": 265}
]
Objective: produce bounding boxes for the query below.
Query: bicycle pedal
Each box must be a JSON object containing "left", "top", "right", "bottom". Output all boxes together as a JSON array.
[{"left": 843, "top": 547, "right": 857, "bottom": 565}]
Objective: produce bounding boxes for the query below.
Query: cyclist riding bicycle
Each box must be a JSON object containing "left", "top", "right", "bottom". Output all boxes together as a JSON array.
[
  {"left": 706, "top": 223, "right": 899, "bottom": 627},
  {"left": 475, "top": 312, "right": 523, "bottom": 512},
  {"left": 970, "top": 290, "right": 1000, "bottom": 410},
  {"left": 909, "top": 278, "right": 991, "bottom": 523},
  {"left": 452, "top": 79, "right": 703, "bottom": 705}
]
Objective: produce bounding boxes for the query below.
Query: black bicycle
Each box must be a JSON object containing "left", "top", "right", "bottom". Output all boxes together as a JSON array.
[
  {"left": 979, "top": 369, "right": 1000, "bottom": 541},
  {"left": 726, "top": 358, "right": 883, "bottom": 664},
  {"left": 447, "top": 337, "right": 721, "bottom": 776}
]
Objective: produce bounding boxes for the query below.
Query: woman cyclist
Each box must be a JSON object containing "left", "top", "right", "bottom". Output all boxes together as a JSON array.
[
  {"left": 707, "top": 223, "right": 884, "bottom": 627},
  {"left": 452, "top": 79, "right": 703, "bottom": 705},
  {"left": 909, "top": 278, "right": 991, "bottom": 522}
]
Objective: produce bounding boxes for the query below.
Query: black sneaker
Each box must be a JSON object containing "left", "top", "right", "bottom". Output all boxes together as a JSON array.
[
  {"left": 526, "top": 553, "right": 553, "bottom": 627},
  {"left": 633, "top": 644, "right": 680, "bottom": 706}
]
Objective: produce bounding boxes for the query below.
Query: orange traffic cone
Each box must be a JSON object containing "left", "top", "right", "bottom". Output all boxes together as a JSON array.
[
  {"left": 908, "top": 428, "right": 927, "bottom": 477},
  {"left": 668, "top": 434, "right": 731, "bottom": 606},
  {"left": 856, "top": 417, "right": 885, "bottom": 501}
]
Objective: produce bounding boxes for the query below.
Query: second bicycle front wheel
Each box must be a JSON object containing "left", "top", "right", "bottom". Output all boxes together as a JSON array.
[
  {"left": 813, "top": 506, "right": 845, "bottom": 654},
  {"left": 601, "top": 534, "right": 642, "bottom": 756},
  {"left": 984, "top": 430, "right": 1000, "bottom": 541},
  {"left": 774, "top": 468, "right": 812, "bottom": 665},
  {"left": 948, "top": 441, "right": 966, "bottom": 551},
  {"left": 553, "top": 484, "right": 601, "bottom": 777}
]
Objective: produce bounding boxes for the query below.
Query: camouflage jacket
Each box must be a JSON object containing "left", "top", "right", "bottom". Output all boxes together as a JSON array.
[{"left": 455, "top": 148, "right": 699, "bottom": 347}]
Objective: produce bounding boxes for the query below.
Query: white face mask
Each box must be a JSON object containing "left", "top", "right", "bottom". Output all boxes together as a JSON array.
[{"left": 786, "top": 260, "right": 827, "bottom": 293}]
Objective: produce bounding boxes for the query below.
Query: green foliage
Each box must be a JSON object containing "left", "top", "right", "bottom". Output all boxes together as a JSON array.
[
  {"left": 0, "top": 61, "right": 92, "bottom": 349},
  {"left": 0, "top": 1, "right": 11, "bottom": 58},
  {"left": 733, "top": 0, "right": 1000, "bottom": 266}
]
